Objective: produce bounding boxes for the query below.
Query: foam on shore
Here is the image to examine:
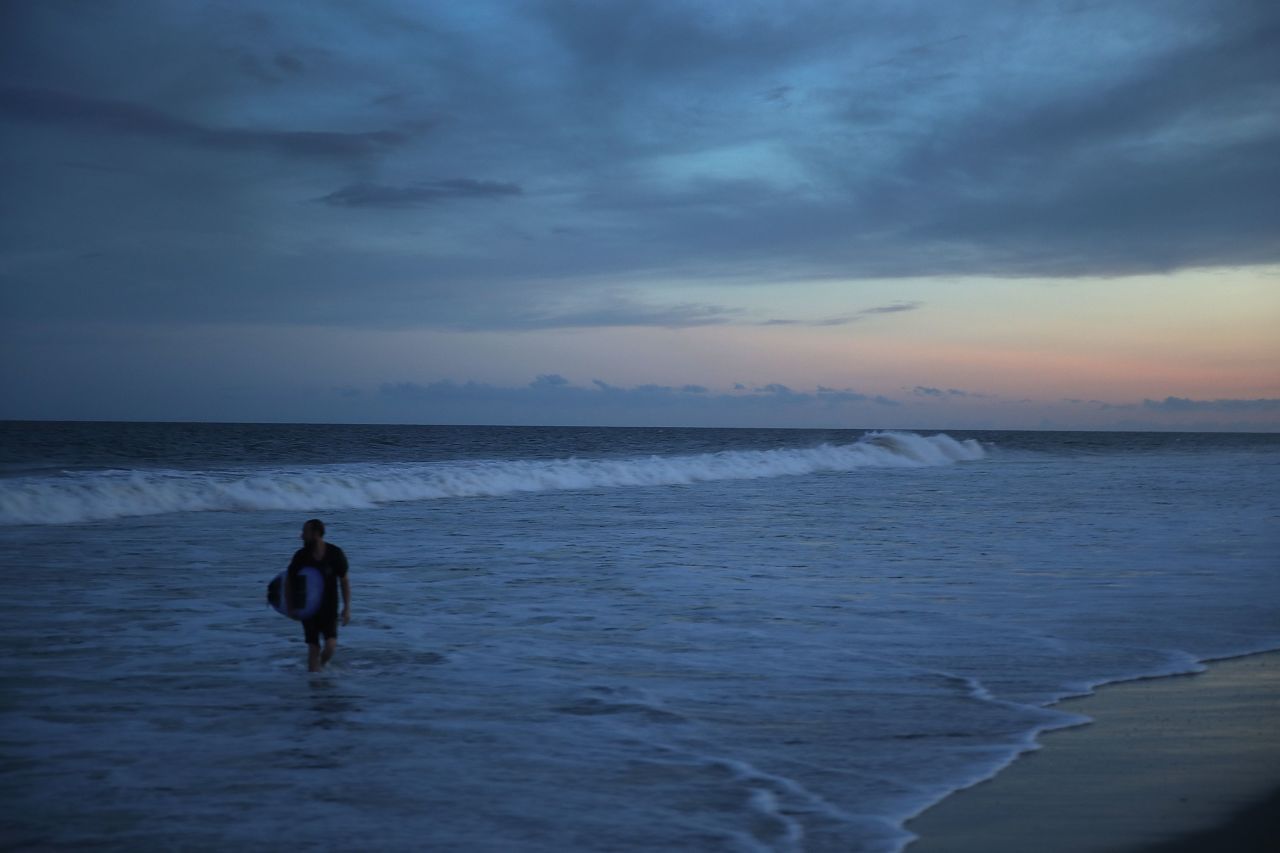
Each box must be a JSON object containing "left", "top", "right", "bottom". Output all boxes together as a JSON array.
[{"left": 903, "top": 650, "right": 1280, "bottom": 852}]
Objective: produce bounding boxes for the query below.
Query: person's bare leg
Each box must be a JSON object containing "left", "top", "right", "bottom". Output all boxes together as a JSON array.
[
  {"left": 308, "top": 642, "right": 323, "bottom": 672},
  {"left": 321, "top": 638, "right": 337, "bottom": 666}
]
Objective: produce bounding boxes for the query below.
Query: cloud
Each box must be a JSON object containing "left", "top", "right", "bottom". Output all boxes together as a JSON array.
[
  {"left": 862, "top": 35, "right": 969, "bottom": 71},
  {"left": 871, "top": 4, "right": 1280, "bottom": 277},
  {"left": 759, "top": 317, "right": 851, "bottom": 327},
  {"left": 320, "top": 179, "right": 522, "bottom": 207},
  {"left": 531, "top": 373, "right": 570, "bottom": 388},
  {"left": 761, "top": 85, "right": 793, "bottom": 103},
  {"left": 0, "top": 85, "right": 411, "bottom": 160},
  {"left": 515, "top": 299, "right": 738, "bottom": 330},
  {"left": 513, "top": 0, "right": 1280, "bottom": 280},
  {"left": 376, "top": 376, "right": 903, "bottom": 427},
  {"left": 1063, "top": 398, "right": 1133, "bottom": 410},
  {"left": 1142, "top": 396, "right": 1280, "bottom": 413},
  {"left": 913, "top": 386, "right": 986, "bottom": 399},
  {"left": 858, "top": 301, "right": 921, "bottom": 316},
  {"left": 2, "top": 0, "right": 1278, "bottom": 336},
  {"left": 818, "top": 386, "right": 900, "bottom": 406},
  {"left": 761, "top": 301, "right": 922, "bottom": 326}
]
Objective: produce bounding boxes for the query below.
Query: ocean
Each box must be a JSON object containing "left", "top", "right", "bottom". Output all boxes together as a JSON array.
[{"left": 2, "top": 422, "right": 1277, "bottom": 852}]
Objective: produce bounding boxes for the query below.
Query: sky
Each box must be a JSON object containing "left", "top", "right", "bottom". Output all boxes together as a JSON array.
[{"left": 2, "top": 0, "right": 1277, "bottom": 431}]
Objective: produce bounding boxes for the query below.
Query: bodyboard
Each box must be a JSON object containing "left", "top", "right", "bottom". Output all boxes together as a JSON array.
[{"left": 266, "top": 566, "right": 324, "bottom": 620}]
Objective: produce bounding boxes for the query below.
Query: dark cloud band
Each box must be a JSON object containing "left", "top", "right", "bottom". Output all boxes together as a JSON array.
[
  {"left": 0, "top": 85, "right": 409, "bottom": 159},
  {"left": 320, "top": 179, "right": 523, "bottom": 207}
]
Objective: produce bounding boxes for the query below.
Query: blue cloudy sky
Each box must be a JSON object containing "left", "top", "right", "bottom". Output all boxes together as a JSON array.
[{"left": 2, "top": 0, "right": 1277, "bottom": 429}]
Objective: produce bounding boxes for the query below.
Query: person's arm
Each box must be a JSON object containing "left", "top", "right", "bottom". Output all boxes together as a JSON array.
[
  {"left": 337, "top": 547, "right": 351, "bottom": 624},
  {"left": 340, "top": 575, "right": 351, "bottom": 625}
]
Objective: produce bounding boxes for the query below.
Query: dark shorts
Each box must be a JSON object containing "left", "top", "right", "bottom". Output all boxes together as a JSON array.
[{"left": 302, "top": 611, "right": 338, "bottom": 644}]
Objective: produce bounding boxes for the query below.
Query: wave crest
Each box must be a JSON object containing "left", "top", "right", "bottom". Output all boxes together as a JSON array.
[{"left": 0, "top": 431, "right": 984, "bottom": 525}]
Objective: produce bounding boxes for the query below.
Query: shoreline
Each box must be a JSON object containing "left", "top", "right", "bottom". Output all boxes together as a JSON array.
[{"left": 904, "top": 649, "right": 1280, "bottom": 852}]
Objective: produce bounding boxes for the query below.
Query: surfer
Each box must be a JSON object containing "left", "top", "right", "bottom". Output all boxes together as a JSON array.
[{"left": 287, "top": 518, "right": 350, "bottom": 672}]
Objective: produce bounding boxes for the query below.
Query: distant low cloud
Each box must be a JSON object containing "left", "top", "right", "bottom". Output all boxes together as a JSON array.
[
  {"left": 1142, "top": 396, "right": 1280, "bottom": 413},
  {"left": 320, "top": 179, "right": 522, "bottom": 207},
  {"left": 913, "top": 386, "right": 986, "bottom": 399},
  {"left": 520, "top": 299, "right": 737, "bottom": 330},
  {"left": 753, "top": 383, "right": 898, "bottom": 406},
  {"left": 859, "top": 301, "right": 922, "bottom": 316},
  {"left": 759, "top": 317, "right": 853, "bottom": 327},
  {"left": 381, "top": 377, "right": 902, "bottom": 408},
  {"left": 818, "top": 386, "right": 900, "bottom": 406},
  {"left": 589, "top": 379, "right": 715, "bottom": 397},
  {"left": 761, "top": 301, "right": 922, "bottom": 327},
  {"left": 376, "top": 376, "right": 903, "bottom": 426}
]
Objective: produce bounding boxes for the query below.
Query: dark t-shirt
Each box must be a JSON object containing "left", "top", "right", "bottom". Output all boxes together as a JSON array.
[{"left": 288, "top": 543, "right": 349, "bottom": 619}]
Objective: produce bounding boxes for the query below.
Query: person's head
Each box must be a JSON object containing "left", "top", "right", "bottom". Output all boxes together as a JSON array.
[{"left": 301, "top": 518, "right": 326, "bottom": 546}]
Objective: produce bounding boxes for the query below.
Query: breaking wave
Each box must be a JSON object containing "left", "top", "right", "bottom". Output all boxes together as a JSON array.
[{"left": 0, "top": 431, "right": 984, "bottom": 526}]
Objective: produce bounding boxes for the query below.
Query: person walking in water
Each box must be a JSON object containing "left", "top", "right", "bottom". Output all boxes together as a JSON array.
[{"left": 288, "top": 519, "right": 350, "bottom": 672}]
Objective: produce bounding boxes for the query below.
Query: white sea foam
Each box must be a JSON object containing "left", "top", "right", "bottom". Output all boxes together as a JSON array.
[{"left": 0, "top": 431, "right": 984, "bottom": 525}]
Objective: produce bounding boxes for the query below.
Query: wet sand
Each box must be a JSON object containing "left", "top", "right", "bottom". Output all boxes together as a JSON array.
[{"left": 905, "top": 650, "right": 1280, "bottom": 852}]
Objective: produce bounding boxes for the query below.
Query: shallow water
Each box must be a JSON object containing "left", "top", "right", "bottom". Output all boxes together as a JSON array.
[{"left": 2, "top": 425, "right": 1278, "bottom": 851}]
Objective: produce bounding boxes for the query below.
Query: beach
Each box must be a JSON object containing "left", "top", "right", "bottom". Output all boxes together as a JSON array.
[{"left": 905, "top": 651, "right": 1280, "bottom": 852}]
